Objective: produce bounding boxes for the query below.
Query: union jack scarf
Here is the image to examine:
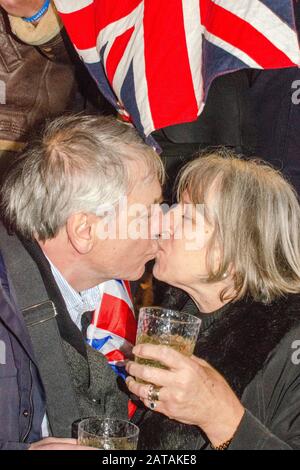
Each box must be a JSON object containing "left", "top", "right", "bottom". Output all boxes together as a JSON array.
[
  {"left": 54, "top": 0, "right": 300, "bottom": 149},
  {"left": 86, "top": 280, "right": 137, "bottom": 418}
]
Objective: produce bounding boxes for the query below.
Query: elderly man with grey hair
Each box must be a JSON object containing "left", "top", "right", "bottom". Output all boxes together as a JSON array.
[{"left": 0, "top": 114, "right": 163, "bottom": 450}]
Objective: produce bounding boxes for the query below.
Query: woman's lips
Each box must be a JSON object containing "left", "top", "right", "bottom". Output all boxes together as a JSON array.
[{"left": 155, "top": 247, "right": 166, "bottom": 257}]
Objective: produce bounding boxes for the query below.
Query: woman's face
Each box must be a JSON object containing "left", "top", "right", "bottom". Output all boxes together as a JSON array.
[{"left": 153, "top": 192, "right": 219, "bottom": 289}]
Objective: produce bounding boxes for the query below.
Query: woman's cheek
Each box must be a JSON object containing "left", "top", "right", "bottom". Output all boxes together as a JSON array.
[{"left": 153, "top": 252, "right": 167, "bottom": 279}]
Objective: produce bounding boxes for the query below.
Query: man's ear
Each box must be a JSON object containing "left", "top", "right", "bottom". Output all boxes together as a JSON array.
[{"left": 66, "top": 213, "right": 96, "bottom": 254}]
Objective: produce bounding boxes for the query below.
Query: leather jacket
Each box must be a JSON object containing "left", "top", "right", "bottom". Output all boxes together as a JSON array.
[{"left": 0, "top": 5, "right": 77, "bottom": 152}]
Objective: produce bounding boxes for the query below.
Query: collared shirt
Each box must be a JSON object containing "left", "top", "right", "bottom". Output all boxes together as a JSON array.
[{"left": 48, "top": 259, "right": 102, "bottom": 331}]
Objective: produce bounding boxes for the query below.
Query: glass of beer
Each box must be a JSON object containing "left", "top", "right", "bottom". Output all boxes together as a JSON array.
[
  {"left": 77, "top": 417, "right": 139, "bottom": 450},
  {"left": 135, "top": 307, "right": 202, "bottom": 383}
]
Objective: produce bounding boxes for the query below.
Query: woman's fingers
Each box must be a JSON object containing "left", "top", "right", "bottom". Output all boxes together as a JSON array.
[
  {"left": 126, "top": 360, "right": 172, "bottom": 387},
  {"left": 126, "top": 377, "right": 169, "bottom": 415},
  {"left": 126, "top": 377, "right": 167, "bottom": 401},
  {"left": 127, "top": 346, "right": 208, "bottom": 388},
  {"left": 126, "top": 376, "right": 149, "bottom": 399},
  {"left": 133, "top": 343, "right": 192, "bottom": 370}
]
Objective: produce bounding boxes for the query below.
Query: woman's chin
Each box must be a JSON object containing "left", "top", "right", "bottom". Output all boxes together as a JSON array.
[{"left": 153, "top": 260, "right": 166, "bottom": 281}]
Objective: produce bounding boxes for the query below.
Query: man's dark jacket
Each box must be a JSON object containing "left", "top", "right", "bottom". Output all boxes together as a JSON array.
[
  {"left": 0, "top": 254, "right": 45, "bottom": 450},
  {"left": 0, "top": 230, "right": 129, "bottom": 450}
]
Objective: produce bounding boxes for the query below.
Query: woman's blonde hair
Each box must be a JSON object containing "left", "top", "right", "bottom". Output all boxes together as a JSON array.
[{"left": 177, "top": 150, "right": 300, "bottom": 304}]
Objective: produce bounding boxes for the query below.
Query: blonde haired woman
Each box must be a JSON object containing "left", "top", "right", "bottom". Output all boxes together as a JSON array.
[{"left": 127, "top": 153, "right": 300, "bottom": 450}]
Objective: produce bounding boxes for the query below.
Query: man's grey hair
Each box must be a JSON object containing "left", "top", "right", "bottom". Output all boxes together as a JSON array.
[{"left": 0, "top": 114, "right": 164, "bottom": 240}]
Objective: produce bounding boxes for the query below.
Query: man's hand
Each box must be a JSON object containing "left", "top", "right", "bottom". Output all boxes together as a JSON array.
[
  {"left": 29, "top": 437, "right": 97, "bottom": 451},
  {"left": 0, "top": 0, "right": 45, "bottom": 18}
]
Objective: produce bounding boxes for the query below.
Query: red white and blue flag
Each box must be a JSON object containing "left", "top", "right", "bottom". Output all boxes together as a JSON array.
[
  {"left": 86, "top": 279, "right": 137, "bottom": 417},
  {"left": 53, "top": 0, "right": 300, "bottom": 146},
  {"left": 86, "top": 279, "right": 136, "bottom": 379},
  {"left": 54, "top": 0, "right": 300, "bottom": 147}
]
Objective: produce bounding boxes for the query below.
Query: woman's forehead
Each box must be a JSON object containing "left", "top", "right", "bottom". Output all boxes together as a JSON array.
[{"left": 180, "top": 181, "right": 219, "bottom": 205}]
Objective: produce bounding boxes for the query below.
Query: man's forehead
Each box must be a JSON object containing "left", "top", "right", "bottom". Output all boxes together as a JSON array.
[{"left": 128, "top": 175, "right": 162, "bottom": 204}]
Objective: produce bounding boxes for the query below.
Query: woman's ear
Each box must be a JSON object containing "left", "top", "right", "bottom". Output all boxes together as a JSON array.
[{"left": 66, "top": 212, "right": 96, "bottom": 254}]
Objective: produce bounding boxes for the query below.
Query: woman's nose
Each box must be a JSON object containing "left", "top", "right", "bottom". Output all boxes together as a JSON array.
[
  {"left": 159, "top": 229, "right": 173, "bottom": 241},
  {"left": 160, "top": 205, "right": 178, "bottom": 238},
  {"left": 150, "top": 204, "right": 164, "bottom": 239}
]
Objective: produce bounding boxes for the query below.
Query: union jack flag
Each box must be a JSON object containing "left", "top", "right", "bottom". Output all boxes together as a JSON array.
[
  {"left": 54, "top": 0, "right": 300, "bottom": 147},
  {"left": 86, "top": 279, "right": 137, "bottom": 417}
]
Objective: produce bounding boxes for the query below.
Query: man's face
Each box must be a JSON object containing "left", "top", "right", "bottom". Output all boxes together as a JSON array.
[{"left": 91, "top": 160, "right": 162, "bottom": 281}]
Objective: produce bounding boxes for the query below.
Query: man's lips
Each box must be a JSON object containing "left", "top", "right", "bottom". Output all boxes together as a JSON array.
[{"left": 145, "top": 252, "right": 158, "bottom": 260}]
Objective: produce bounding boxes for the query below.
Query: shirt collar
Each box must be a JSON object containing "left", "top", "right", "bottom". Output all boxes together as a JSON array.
[{"left": 47, "top": 258, "right": 101, "bottom": 330}]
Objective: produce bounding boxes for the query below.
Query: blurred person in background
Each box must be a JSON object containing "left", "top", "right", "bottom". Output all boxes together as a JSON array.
[{"left": 0, "top": 0, "right": 108, "bottom": 176}]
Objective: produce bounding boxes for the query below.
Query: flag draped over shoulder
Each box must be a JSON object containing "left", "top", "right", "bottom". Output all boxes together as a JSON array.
[
  {"left": 54, "top": 0, "right": 300, "bottom": 143},
  {"left": 54, "top": 0, "right": 299, "bottom": 143}
]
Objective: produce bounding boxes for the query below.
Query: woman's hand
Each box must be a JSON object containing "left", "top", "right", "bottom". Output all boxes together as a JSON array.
[
  {"left": 0, "top": 0, "right": 45, "bottom": 17},
  {"left": 126, "top": 344, "right": 245, "bottom": 447}
]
